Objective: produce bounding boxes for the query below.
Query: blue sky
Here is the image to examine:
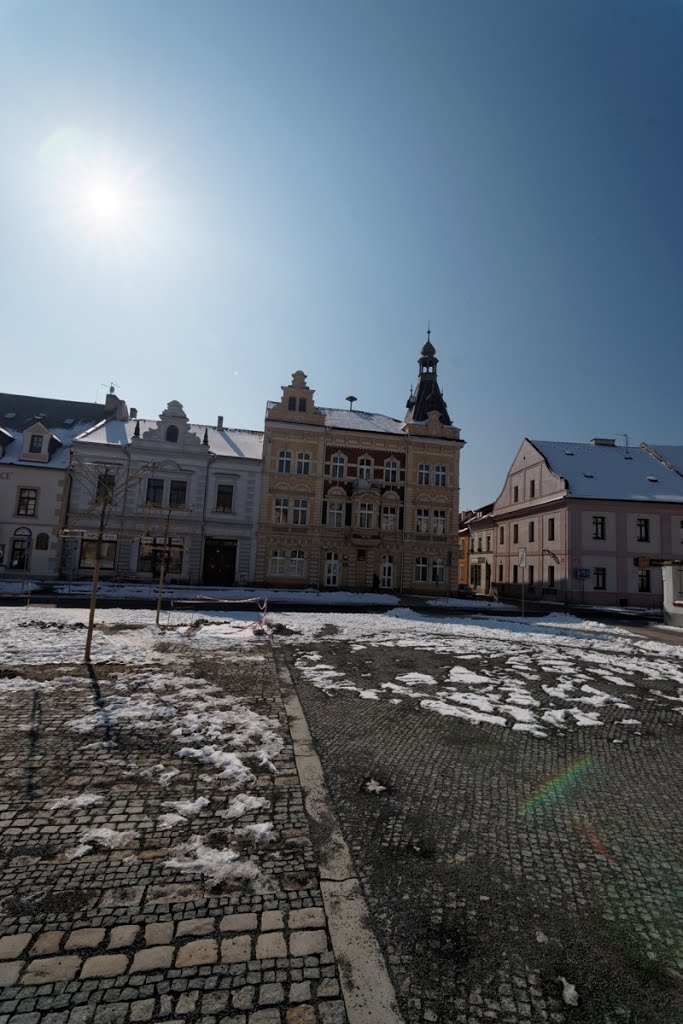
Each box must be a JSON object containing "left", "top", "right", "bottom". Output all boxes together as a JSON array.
[{"left": 1, "top": 0, "right": 681, "bottom": 507}]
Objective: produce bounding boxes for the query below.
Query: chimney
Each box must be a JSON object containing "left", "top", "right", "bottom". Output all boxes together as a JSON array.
[
  {"left": 105, "top": 391, "right": 118, "bottom": 411},
  {"left": 590, "top": 438, "right": 615, "bottom": 446},
  {"left": 217, "top": 415, "right": 224, "bottom": 429},
  {"left": 130, "top": 407, "right": 138, "bottom": 419}
]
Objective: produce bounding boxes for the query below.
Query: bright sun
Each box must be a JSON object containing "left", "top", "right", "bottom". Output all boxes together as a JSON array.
[{"left": 85, "top": 183, "right": 126, "bottom": 224}]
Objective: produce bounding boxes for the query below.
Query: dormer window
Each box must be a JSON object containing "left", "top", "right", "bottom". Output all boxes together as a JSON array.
[
  {"left": 29, "top": 435, "right": 43, "bottom": 453},
  {"left": 166, "top": 425, "right": 179, "bottom": 442}
]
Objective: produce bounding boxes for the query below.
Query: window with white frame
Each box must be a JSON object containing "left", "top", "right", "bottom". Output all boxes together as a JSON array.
[
  {"left": 328, "top": 502, "right": 343, "bottom": 528},
  {"left": 359, "top": 502, "right": 374, "bottom": 529},
  {"left": 434, "top": 465, "right": 447, "bottom": 486},
  {"left": 296, "top": 452, "right": 310, "bottom": 475},
  {"left": 277, "top": 450, "right": 292, "bottom": 473},
  {"left": 331, "top": 454, "right": 346, "bottom": 478},
  {"left": 381, "top": 505, "right": 397, "bottom": 531},
  {"left": 289, "top": 550, "right": 305, "bottom": 576},
  {"left": 270, "top": 549, "right": 286, "bottom": 575},
  {"left": 384, "top": 460, "right": 398, "bottom": 483},
  {"left": 432, "top": 559, "right": 445, "bottom": 583},
  {"left": 416, "top": 508, "right": 429, "bottom": 533},
  {"left": 274, "top": 498, "right": 289, "bottom": 523},
  {"left": 292, "top": 499, "right": 308, "bottom": 525},
  {"left": 358, "top": 457, "right": 373, "bottom": 480},
  {"left": 417, "top": 463, "right": 430, "bottom": 485},
  {"left": 432, "top": 510, "right": 446, "bottom": 535},
  {"left": 16, "top": 488, "right": 38, "bottom": 516},
  {"left": 415, "top": 556, "right": 428, "bottom": 582}
]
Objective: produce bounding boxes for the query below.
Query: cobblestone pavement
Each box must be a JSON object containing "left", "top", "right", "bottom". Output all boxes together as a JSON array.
[
  {"left": 279, "top": 613, "right": 683, "bottom": 1024},
  {"left": 0, "top": 614, "right": 349, "bottom": 1024}
]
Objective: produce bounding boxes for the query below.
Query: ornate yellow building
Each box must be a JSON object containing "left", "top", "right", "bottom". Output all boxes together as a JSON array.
[{"left": 256, "top": 338, "right": 465, "bottom": 594}]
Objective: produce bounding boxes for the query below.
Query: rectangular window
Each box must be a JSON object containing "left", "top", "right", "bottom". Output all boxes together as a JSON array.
[
  {"left": 434, "top": 465, "right": 447, "bottom": 486},
  {"left": 433, "top": 510, "right": 446, "bottom": 535},
  {"left": 594, "top": 567, "right": 606, "bottom": 590},
  {"left": 548, "top": 564, "right": 555, "bottom": 587},
  {"left": 548, "top": 517, "right": 555, "bottom": 541},
  {"left": 146, "top": 478, "right": 164, "bottom": 506},
  {"left": 358, "top": 457, "right": 372, "bottom": 480},
  {"left": 384, "top": 461, "right": 398, "bottom": 483},
  {"left": 287, "top": 397, "right": 296, "bottom": 411},
  {"left": 416, "top": 508, "right": 429, "bottom": 533},
  {"left": 485, "top": 534, "right": 491, "bottom": 551},
  {"left": 498, "top": 563, "right": 504, "bottom": 583},
  {"left": 29, "top": 434, "right": 44, "bottom": 453},
  {"left": 328, "top": 502, "right": 343, "bottom": 528},
  {"left": 79, "top": 540, "right": 117, "bottom": 569},
  {"left": 96, "top": 472, "right": 116, "bottom": 504},
  {"left": 638, "top": 568, "right": 651, "bottom": 593},
  {"left": 528, "top": 521, "right": 535, "bottom": 542},
  {"left": 382, "top": 506, "right": 397, "bottom": 531},
  {"left": 331, "top": 455, "right": 346, "bottom": 478},
  {"left": 270, "top": 550, "right": 286, "bottom": 574},
  {"left": 637, "top": 518, "right": 650, "bottom": 543},
  {"left": 277, "top": 450, "right": 292, "bottom": 473},
  {"left": 138, "top": 538, "right": 183, "bottom": 575},
  {"left": 499, "top": 526, "right": 504, "bottom": 544},
  {"left": 292, "top": 499, "right": 308, "bottom": 525},
  {"left": 359, "top": 502, "right": 374, "bottom": 529},
  {"left": 274, "top": 498, "right": 289, "bottom": 523},
  {"left": 512, "top": 564, "right": 518, "bottom": 584},
  {"left": 592, "top": 516, "right": 606, "bottom": 540},
  {"left": 417, "top": 464, "right": 430, "bottom": 485},
  {"left": 530, "top": 480, "right": 536, "bottom": 498},
  {"left": 513, "top": 524, "right": 519, "bottom": 544},
  {"left": 296, "top": 452, "right": 310, "bottom": 475},
  {"left": 432, "top": 559, "right": 445, "bottom": 583},
  {"left": 513, "top": 485, "right": 519, "bottom": 503},
  {"left": 414, "top": 557, "right": 428, "bottom": 582},
  {"left": 169, "top": 480, "right": 187, "bottom": 507},
  {"left": 16, "top": 488, "right": 37, "bottom": 516},
  {"left": 298, "top": 398, "right": 307, "bottom": 412},
  {"left": 528, "top": 565, "right": 534, "bottom": 585},
  {"left": 216, "top": 484, "right": 234, "bottom": 513}
]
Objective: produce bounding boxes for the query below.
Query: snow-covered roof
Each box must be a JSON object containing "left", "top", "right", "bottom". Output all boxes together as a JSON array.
[
  {"left": 319, "top": 408, "right": 405, "bottom": 434},
  {"left": 643, "top": 443, "right": 683, "bottom": 478},
  {"left": 0, "top": 393, "right": 112, "bottom": 468},
  {"left": 531, "top": 440, "right": 683, "bottom": 502},
  {"left": 76, "top": 419, "right": 263, "bottom": 460}
]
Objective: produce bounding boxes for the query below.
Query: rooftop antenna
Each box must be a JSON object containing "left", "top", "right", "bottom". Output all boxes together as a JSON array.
[
  {"left": 618, "top": 433, "right": 632, "bottom": 458},
  {"left": 345, "top": 395, "right": 357, "bottom": 411}
]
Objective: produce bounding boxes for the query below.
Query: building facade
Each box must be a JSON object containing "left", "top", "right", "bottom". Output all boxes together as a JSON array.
[
  {"left": 256, "top": 340, "right": 465, "bottom": 593},
  {"left": 468, "top": 438, "right": 683, "bottom": 608},
  {"left": 63, "top": 401, "right": 263, "bottom": 586},
  {"left": 0, "top": 392, "right": 124, "bottom": 580}
]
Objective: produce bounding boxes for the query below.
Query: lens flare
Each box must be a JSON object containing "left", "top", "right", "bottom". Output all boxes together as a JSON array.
[{"left": 519, "top": 755, "right": 594, "bottom": 816}]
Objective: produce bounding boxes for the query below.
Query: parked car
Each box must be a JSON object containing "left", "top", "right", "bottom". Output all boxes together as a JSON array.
[{"left": 455, "top": 584, "right": 476, "bottom": 599}]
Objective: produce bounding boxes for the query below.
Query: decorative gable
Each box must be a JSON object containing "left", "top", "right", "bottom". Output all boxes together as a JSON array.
[
  {"left": 138, "top": 401, "right": 202, "bottom": 448},
  {"left": 267, "top": 371, "right": 325, "bottom": 426}
]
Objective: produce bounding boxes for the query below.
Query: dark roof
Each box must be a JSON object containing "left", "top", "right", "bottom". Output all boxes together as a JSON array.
[{"left": 0, "top": 393, "right": 110, "bottom": 430}]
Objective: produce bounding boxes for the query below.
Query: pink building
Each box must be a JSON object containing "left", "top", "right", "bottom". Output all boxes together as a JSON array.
[{"left": 471, "top": 438, "right": 683, "bottom": 608}]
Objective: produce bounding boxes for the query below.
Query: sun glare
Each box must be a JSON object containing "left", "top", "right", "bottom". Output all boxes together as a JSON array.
[{"left": 85, "top": 183, "right": 126, "bottom": 225}]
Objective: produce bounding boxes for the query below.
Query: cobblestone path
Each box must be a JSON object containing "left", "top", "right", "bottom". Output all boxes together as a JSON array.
[
  {"left": 0, "top": 622, "right": 348, "bottom": 1024},
  {"left": 283, "top": 626, "right": 683, "bottom": 1024}
]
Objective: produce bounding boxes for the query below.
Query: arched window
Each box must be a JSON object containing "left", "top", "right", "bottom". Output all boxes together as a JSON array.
[
  {"left": 277, "top": 450, "right": 292, "bottom": 474},
  {"left": 166, "top": 425, "right": 179, "bottom": 442},
  {"left": 35, "top": 532, "right": 49, "bottom": 551},
  {"left": 270, "top": 550, "right": 286, "bottom": 575},
  {"left": 11, "top": 528, "right": 31, "bottom": 570},
  {"left": 289, "top": 550, "right": 305, "bottom": 576}
]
